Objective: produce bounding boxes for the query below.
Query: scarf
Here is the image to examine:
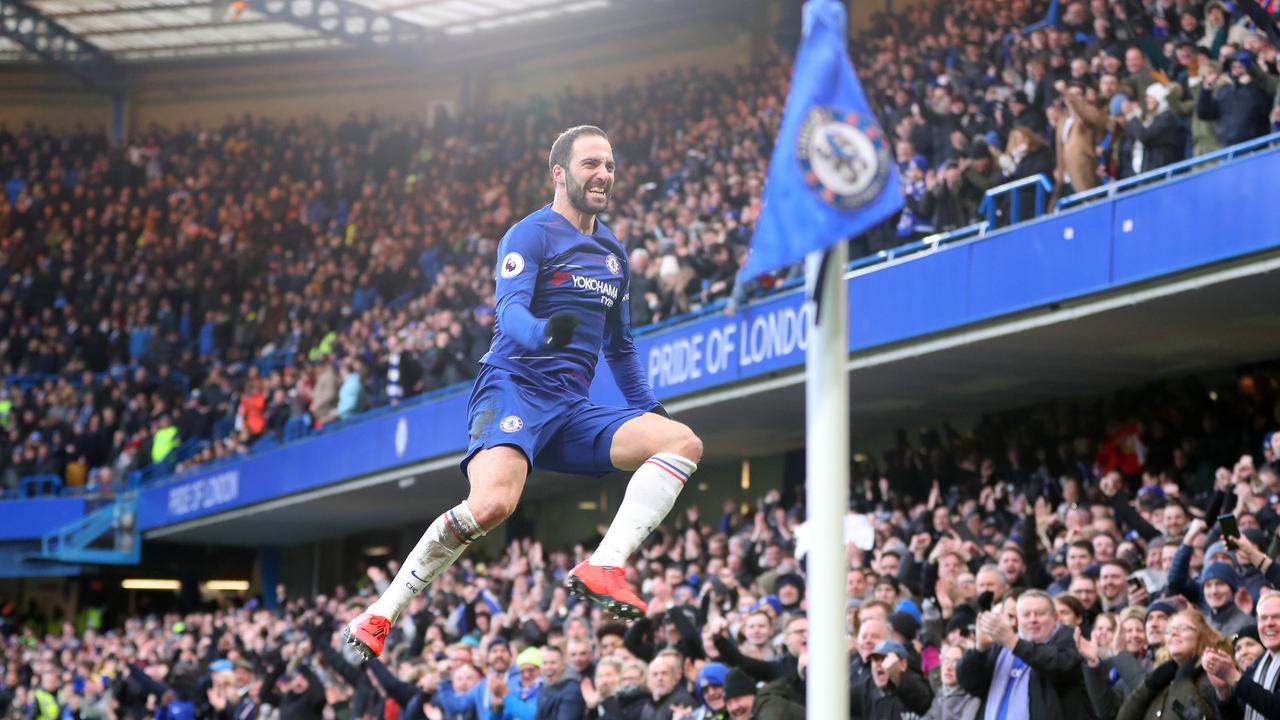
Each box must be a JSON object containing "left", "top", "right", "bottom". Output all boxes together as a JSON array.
[{"left": 982, "top": 648, "right": 1031, "bottom": 720}]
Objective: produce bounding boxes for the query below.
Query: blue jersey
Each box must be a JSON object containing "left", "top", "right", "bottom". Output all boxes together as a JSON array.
[{"left": 481, "top": 204, "right": 656, "bottom": 409}]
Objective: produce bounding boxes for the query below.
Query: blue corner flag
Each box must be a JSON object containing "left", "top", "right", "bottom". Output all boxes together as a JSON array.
[{"left": 739, "top": 0, "right": 903, "bottom": 282}]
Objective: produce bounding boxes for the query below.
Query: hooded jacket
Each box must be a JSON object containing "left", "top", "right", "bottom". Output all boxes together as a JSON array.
[{"left": 1196, "top": 74, "right": 1272, "bottom": 147}]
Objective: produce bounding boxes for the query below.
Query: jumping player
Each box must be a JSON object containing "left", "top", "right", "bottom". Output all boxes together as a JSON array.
[{"left": 343, "top": 125, "right": 703, "bottom": 660}]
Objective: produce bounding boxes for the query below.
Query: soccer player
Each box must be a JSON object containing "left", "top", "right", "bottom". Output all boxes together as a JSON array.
[{"left": 343, "top": 125, "right": 703, "bottom": 660}]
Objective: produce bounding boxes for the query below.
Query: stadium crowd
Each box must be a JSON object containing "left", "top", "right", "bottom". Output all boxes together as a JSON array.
[
  {"left": 861, "top": 0, "right": 1280, "bottom": 237},
  {"left": 2, "top": 0, "right": 1279, "bottom": 495},
  {"left": 0, "top": 59, "right": 785, "bottom": 494},
  {"left": 3, "top": 0, "right": 1280, "bottom": 712},
  {"left": 4, "top": 366, "right": 1280, "bottom": 720}
]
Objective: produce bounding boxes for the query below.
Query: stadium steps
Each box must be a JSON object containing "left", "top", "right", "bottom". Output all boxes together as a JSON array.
[{"left": 25, "top": 493, "right": 141, "bottom": 566}]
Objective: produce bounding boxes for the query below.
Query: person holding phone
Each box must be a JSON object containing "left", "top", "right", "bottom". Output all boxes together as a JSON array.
[
  {"left": 1168, "top": 518, "right": 1255, "bottom": 637},
  {"left": 1232, "top": 531, "right": 1280, "bottom": 590}
]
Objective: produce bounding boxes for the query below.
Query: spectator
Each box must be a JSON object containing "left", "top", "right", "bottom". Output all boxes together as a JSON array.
[
  {"left": 1232, "top": 625, "right": 1264, "bottom": 672},
  {"left": 1197, "top": 52, "right": 1273, "bottom": 147},
  {"left": 852, "top": 639, "right": 934, "bottom": 719},
  {"left": 490, "top": 646, "right": 543, "bottom": 720},
  {"left": 687, "top": 662, "right": 728, "bottom": 720},
  {"left": 637, "top": 649, "right": 696, "bottom": 719},
  {"left": 1114, "top": 607, "right": 1220, "bottom": 720},
  {"left": 533, "top": 646, "right": 584, "bottom": 720},
  {"left": 1121, "top": 84, "right": 1186, "bottom": 175},
  {"left": 1056, "top": 82, "right": 1107, "bottom": 193},
  {"left": 910, "top": 161, "right": 976, "bottom": 232},
  {"left": 957, "top": 590, "right": 1089, "bottom": 720},
  {"left": 996, "top": 126, "right": 1056, "bottom": 219},
  {"left": 1122, "top": 47, "right": 1160, "bottom": 102},
  {"left": 1167, "top": 519, "right": 1254, "bottom": 637},
  {"left": 1203, "top": 591, "right": 1280, "bottom": 718},
  {"left": 719, "top": 666, "right": 803, "bottom": 720},
  {"left": 923, "top": 643, "right": 980, "bottom": 720},
  {"left": 336, "top": 360, "right": 363, "bottom": 421}
]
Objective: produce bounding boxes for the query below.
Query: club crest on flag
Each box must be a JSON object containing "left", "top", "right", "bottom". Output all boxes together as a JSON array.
[
  {"left": 736, "top": 0, "right": 903, "bottom": 283},
  {"left": 797, "top": 107, "right": 891, "bottom": 210}
]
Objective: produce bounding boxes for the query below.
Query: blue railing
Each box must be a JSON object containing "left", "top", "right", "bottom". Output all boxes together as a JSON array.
[
  {"left": 124, "top": 437, "right": 209, "bottom": 490},
  {"left": 978, "top": 174, "right": 1055, "bottom": 228},
  {"left": 2, "top": 365, "right": 187, "bottom": 393},
  {"left": 18, "top": 475, "right": 63, "bottom": 498},
  {"left": 36, "top": 492, "right": 139, "bottom": 565}
]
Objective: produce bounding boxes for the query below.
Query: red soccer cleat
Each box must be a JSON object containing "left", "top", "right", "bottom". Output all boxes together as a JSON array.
[
  {"left": 343, "top": 612, "right": 391, "bottom": 661},
  {"left": 566, "top": 560, "right": 648, "bottom": 620}
]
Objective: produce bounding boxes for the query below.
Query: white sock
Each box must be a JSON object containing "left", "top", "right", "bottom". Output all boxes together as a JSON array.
[
  {"left": 590, "top": 453, "right": 696, "bottom": 568},
  {"left": 367, "top": 501, "right": 484, "bottom": 623}
]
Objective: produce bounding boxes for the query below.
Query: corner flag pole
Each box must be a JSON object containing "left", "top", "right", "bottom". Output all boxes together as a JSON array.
[
  {"left": 737, "top": 2, "right": 897, "bottom": 709},
  {"left": 804, "top": 241, "right": 848, "bottom": 718}
]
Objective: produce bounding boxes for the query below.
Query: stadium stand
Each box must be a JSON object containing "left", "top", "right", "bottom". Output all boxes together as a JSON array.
[
  {"left": 4, "top": 367, "right": 1280, "bottom": 719},
  {"left": 2, "top": 0, "right": 1280, "bottom": 716},
  {"left": 2, "top": 0, "right": 1279, "bottom": 497},
  {"left": 0, "top": 60, "right": 785, "bottom": 496}
]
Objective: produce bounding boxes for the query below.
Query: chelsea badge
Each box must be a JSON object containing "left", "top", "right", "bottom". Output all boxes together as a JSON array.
[{"left": 797, "top": 107, "right": 891, "bottom": 210}]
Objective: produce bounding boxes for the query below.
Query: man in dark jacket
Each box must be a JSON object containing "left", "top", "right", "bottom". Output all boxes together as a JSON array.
[
  {"left": 1197, "top": 52, "right": 1273, "bottom": 147},
  {"left": 721, "top": 668, "right": 803, "bottom": 720},
  {"left": 258, "top": 662, "right": 326, "bottom": 720},
  {"left": 851, "top": 640, "right": 935, "bottom": 720},
  {"left": 637, "top": 650, "right": 696, "bottom": 720},
  {"left": 957, "top": 589, "right": 1093, "bottom": 720},
  {"left": 534, "top": 646, "right": 585, "bottom": 720},
  {"left": 909, "top": 161, "right": 976, "bottom": 232}
]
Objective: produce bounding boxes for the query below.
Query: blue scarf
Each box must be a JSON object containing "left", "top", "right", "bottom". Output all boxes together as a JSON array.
[{"left": 983, "top": 648, "right": 1030, "bottom": 720}]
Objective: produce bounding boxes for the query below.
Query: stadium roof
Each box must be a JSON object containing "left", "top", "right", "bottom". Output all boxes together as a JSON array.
[{"left": 0, "top": 0, "right": 619, "bottom": 65}]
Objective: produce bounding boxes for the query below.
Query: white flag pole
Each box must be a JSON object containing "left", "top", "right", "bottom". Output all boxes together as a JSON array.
[{"left": 804, "top": 241, "right": 849, "bottom": 718}]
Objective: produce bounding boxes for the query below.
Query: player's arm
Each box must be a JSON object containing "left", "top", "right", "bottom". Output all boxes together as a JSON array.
[
  {"left": 494, "top": 224, "right": 576, "bottom": 350},
  {"left": 603, "top": 275, "right": 662, "bottom": 412}
]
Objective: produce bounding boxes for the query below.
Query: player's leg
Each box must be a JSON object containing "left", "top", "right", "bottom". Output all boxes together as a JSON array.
[
  {"left": 562, "top": 411, "right": 702, "bottom": 618},
  {"left": 592, "top": 412, "right": 702, "bottom": 564},
  {"left": 345, "top": 367, "right": 541, "bottom": 659},
  {"left": 344, "top": 446, "right": 527, "bottom": 659}
]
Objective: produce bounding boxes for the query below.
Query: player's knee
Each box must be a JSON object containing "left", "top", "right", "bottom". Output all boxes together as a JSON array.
[
  {"left": 667, "top": 424, "right": 703, "bottom": 464},
  {"left": 469, "top": 494, "right": 517, "bottom": 530}
]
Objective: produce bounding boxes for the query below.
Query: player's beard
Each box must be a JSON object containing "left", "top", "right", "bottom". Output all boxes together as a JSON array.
[{"left": 566, "top": 172, "right": 611, "bottom": 216}]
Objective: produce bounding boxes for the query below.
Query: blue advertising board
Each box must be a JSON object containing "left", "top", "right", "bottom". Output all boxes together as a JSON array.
[{"left": 137, "top": 393, "right": 471, "bottom": 530}]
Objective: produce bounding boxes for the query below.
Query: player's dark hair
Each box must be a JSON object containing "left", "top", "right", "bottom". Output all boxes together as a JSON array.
[{"left": 548, "top": 125, "right": 609, "bottom": 176}]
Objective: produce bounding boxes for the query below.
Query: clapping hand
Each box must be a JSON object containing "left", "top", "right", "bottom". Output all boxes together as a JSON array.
[
  {"left": 976, "top": 611, "right": 1014, "bottom": 650},
  {"left": 1074, "top": 626, "right": 1099, "bottom": 666},
  {"left": 581, "top": 678, "right": 600, "bottom": 709},
  {"left": 1203, "top": 647, "right": 1241, "bottom": 680},
  {"left": 1202, "top": 647, "right": 1242, "bottom": 699}
]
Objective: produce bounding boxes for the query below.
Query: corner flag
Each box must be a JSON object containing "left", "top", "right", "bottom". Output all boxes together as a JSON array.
[{"left": 739, "top": 0, "right": 903, "bottom": 282}]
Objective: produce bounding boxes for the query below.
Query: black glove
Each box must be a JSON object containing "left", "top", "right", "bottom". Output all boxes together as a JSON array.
[
  {"left": 649, "top": 403, "right": 671, "bottom": 419},
  {"left": 1146, "top": 659, "right": 1178, "bottom": 690},
  {"left": 544, "top": 312, "right": 579, "bottom": 348}
]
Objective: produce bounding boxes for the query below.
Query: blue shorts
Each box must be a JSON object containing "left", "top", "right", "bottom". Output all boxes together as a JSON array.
[{"left": 460, "top": 365, "right": 646, "bottom": 477}]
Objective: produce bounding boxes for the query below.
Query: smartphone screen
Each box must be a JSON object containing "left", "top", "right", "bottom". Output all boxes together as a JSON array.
[{"left": 1218, "top": 513, "right": 1240, "bottom": 539}]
